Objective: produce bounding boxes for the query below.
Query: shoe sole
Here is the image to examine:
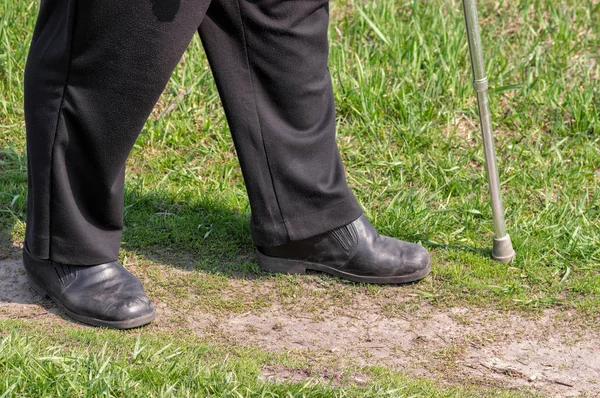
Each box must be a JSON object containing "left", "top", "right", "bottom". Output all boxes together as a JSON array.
[
  {"left": 256, "top": 251, "right": 432, "bottom": 284},
  {"left": 27, "top": 276, "right": 156, "bottom": 330}
]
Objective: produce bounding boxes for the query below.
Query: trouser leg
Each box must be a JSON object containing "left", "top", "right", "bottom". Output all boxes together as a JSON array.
[
  {"left": 199, "top": 0, "right": 363, "bottom": 246},
  {"left": 24, "top": 0, "right": 210, "bottom": 265}
]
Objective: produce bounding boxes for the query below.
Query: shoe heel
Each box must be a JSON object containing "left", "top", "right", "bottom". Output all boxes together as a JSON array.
[{"left": 256, "top": 250, "right": 307, "bottom": 275}]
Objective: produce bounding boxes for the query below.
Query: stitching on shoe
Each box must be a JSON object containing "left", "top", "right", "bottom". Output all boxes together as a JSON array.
[
  {"left": 347, "top": 221, "right": 360, "bottom": 259},
  {"left": 52, "top": 262, "right": 75, "bottom": 286},
  {"left": 330, "top": 229, "right": 347, "bottom": 252},
  {"left": 52, "top": 263, "right": 64, "bottom": 284},
  {"left": 331, "top": 223, "right": 358, "bottom": 254}
]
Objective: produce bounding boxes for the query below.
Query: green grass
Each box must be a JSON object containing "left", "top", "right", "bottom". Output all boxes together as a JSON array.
[
  {"left": 0, "top": 322, "right": 526, "bottom": 397},
  {"left": 0, "top": 0, "right": 599, "bottom": 395}
]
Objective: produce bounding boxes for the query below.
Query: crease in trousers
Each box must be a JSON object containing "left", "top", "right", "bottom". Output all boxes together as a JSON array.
[{"left": 24, "top": 0, "right": 363, "bottom": 265}]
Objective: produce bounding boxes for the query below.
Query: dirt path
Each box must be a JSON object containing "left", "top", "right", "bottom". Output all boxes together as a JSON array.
[{"left": 1, "top": 258, "right": 598, "bottom": 397}]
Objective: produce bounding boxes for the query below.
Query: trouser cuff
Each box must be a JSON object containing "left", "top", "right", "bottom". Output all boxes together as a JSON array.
[{"left": 250, "top": 194, "right": 363, "bottom": 247}]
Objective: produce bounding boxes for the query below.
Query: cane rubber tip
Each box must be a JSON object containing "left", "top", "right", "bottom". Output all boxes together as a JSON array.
[{"left": 492, "top": 234, "right": 516, "bottom": 263}]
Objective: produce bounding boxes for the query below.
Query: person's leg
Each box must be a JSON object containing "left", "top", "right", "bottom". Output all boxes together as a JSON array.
[
  {"left": 25, "top": 0, "right": 210, "bottom": 265},
  {"left": 198, "top": 0, "right": 363, "bottom": 247},
  {"left": 23, "top": 0, "right": 211, "bottom": 328},
  {"left": 199, "top": 0, "right": 431, "bottom": 283}
]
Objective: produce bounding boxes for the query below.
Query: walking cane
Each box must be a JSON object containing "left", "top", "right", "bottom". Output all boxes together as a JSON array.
[{"left": 461, "top": 0, "right": 515, "bottom": 262}]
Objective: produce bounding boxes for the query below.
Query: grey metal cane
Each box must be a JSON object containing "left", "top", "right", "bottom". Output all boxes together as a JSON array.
[{"left": 462, "top": 0, "right": 516, "bottom": 262}]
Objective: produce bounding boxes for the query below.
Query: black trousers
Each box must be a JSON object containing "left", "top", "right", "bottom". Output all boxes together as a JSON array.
[{"left": 24, "top": 0, "right": 363, "bottom": 266}]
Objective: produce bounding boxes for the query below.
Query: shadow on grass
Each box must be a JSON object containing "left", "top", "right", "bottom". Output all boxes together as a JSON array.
[
  {"left": 425, "top": 240, "right": 493, "bottom": 259},
  {"left": 121, "top": 188, "right": 262, "bottom": 278},
  {"left": 0, "top": 228, "right": 17, "bottom": 260},
  {"left": 0, "top": 146, "right": 27, "bottom": 260}
]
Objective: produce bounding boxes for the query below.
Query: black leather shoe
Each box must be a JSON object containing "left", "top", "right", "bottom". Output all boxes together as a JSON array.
[
  {"left": 257, "top": 215, "right": 431, "bottom": 284},
  {"left": 23, "top": 245, "right": 156, "bottom": 329}
]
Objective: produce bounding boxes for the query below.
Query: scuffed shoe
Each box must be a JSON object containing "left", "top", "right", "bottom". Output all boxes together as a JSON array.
[
  {"left": 257, "top": 215, "right": 431, "bottom": 284},
  {"left": 23, "top": 245, "right": 156, "bottom": 329}
]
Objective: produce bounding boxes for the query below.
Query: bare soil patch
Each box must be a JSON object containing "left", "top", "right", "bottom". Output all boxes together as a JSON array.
[{"left": 1, "top": 258, "right": 598, "bottom": 397}]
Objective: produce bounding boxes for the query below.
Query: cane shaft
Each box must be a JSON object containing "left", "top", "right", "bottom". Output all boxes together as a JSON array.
[{"left": 462, "top": 0, "right": 515, "bottom": 261}]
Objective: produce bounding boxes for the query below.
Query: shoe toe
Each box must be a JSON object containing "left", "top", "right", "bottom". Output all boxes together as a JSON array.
[
  {"left": 104, "top": 293, "right": 155, "bottom": 321},
  {"left": 379, "top": 240, "right": 431, "bottom": 277},
  {"left": 410, "top": 244, "right": 431, "bottom": 271}
]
